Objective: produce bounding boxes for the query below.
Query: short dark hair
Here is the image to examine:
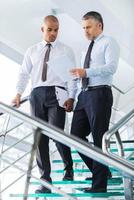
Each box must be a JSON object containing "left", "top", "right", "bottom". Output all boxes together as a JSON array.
[{"left": 82, "top": 11, "right": 103, "bottom": 30}]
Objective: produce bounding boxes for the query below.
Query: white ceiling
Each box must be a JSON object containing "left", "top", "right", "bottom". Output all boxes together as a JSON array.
[
  {"left": 0, "top": 0, "right": 57, "bottom": 53},
  {"left": 1, "top": 0, "right": 134, "bottom": 57}
]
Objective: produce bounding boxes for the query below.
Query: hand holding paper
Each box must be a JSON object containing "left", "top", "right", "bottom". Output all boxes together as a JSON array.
[
  {"left": 70, "top": 68, "right": 86, "bottom": 78},
  {"left": 55, "top": 86, "right": 68, "bottom": 108}
]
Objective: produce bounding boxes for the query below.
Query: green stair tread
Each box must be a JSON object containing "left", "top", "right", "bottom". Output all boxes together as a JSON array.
[
  {"left": 31, "top": 180, "right": 92, "bottom": 185},
  {"left": 53, "top": 157, "right": 134, "bottom": 163},
  {"left": 10, "top": 191, "right": 126, "bottom": 198},
  {"left": 53, "top": 159, "right": 83, "bottom": 163},
  {"left": 31, "top": 177, "right": 122, "bottom": 185},
  {"left": 71, "top": 147, "right": 134, "bottom": 154},
  {"left": 111, "top": 148, "right": 134, "bottom": 152},
  {"left": 75, "top": 187, "right": 125, "bottom": 191},
  {"left": 129, "top": 157, "right": 134, "bottom": 161},
  {"left": 52, "top": 168, "right": 119, "bottom": 173}
]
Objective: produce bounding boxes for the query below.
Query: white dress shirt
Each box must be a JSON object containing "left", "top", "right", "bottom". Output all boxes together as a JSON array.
[
  {"left": 81, "top": 33, "right": 120, "bottom": 86},
  {"left": 16, "top": 40, "right": 77, "bottom": 99}
]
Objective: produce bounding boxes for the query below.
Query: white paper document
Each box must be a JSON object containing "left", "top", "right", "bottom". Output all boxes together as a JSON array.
[
  {"left": 48, "top": 55, "right": 74, "bottom": 82},
  {"left": 55, "top": 86, "right": 68, "bottom": 108}
]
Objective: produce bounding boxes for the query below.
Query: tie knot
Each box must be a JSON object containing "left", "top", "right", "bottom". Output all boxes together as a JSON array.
[
  {"left": 90, "top": 40, "right": 94, "bottom": 46},
  {"left": 46, "top": 43, "right": 51, "bottom": 48}
]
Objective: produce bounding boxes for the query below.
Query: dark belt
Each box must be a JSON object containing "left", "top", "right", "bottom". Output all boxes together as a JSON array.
[
  {"left": 82, "top": 85, "right": 111, "bottom": 91},
  {"left": 33, "top": 86, "right": 66, "bottom": 91},
  {"left": 55, "top": 86, "right": 67, "bottom": 91}
]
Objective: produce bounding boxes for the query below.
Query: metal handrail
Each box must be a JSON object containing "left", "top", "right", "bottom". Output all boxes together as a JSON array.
[
  {"left": 0, "top": 95, "right": 29, "bottom": 139},
  {"left": 112, "top": 84, "right": 124, "bottom": 94},
  {"left": 112, "top": 82, "right": 134, "bottom": 94},
  {"left": 0, "top": 95, "right": 29, "bottom": 116},
  {"left": 0, "top": 102, "right": 134, "bottom": 178},
  {"left": 0, "top": 96, "right": 29, "bottom": 200},
  {"left": 102, "top": 108, "right": 134, "bottom": 155},
  {"left": 102, "top": 108, "right": 134, "bottom": 200},
  {"left": 0, "top": 102, "right": 134, "bottom": 200},
  {"left": 1, "top": 132, "right": 32, "bottom": 155},
  {"left": 0, "top": 86, "right": 134, "bottom": 198}
]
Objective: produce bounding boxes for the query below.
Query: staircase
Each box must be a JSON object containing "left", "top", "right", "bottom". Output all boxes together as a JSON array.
[
  {"left": 1, "top": 140, "right": 134, "bottom": 200},
  {"left": 0, "top": 102, "right": 134, "bottom": 200}
]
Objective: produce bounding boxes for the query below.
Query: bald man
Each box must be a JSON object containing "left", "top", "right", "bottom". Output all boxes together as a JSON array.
[{"left": 12, "top": 15, "right": 77, "bottom": 193}]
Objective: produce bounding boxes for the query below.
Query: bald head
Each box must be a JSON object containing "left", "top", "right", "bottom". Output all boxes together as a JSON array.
[
  {"left": 41, "top": 15, "right": 59, "bottom": 42},
  {"left": 43, "top": 15, "right": 59, "bottom": 24}
]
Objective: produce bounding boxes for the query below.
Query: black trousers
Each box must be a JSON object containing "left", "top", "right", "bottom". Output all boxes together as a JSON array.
[
  {"left": 30, "top": 86, "right": 73, "bottom": 182},
  {"left": 71, "top": 86, "right": 113, "bottom": 189}
]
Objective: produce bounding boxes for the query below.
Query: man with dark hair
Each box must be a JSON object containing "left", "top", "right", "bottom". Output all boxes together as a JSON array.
[
  {"left": 12, "top": 15, "right": 77, "bottom": 193},
  {"left": 82, "top": 11, "right": 104, "bottom": 30},
  {"left": 70, "top": 11, "right": 120, "bottom": 193}
]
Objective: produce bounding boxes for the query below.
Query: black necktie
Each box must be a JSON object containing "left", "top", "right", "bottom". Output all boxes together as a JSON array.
[
  {"left": 42, "top": 43, "right": 51, "bottom": 81},
  {"left": 82, "top": 40, "right": 94, "bottom": 89}
]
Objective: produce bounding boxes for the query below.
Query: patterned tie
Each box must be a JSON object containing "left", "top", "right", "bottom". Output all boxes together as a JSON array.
[
  {"left": 82, "top": 40, "right": 94, "bottom": 89},
  {"left": 42, "top": 43, "right": 51, "bottom": 81}
]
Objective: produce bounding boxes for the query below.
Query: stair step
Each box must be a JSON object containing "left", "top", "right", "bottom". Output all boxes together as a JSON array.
[
  {"left": 110, "top": 140, "right": 134, "bottom": 144},
  {"left": 10, "top": 191, "right": 126, "bottom": 198},
  {"left": 30, "top": 177, "right": 123, "bottom": 185},
  {"left": 53, "top": 157, "right": 134, "bottom": 164},
  {"left": 52, "top": 168, "right": 119, "bottom": 173},
  {"left": 111, "top": 147, "right": 134, "bottom": 152},
  {"left": 71, "top": 147, "right": 134, "bottom": 154}
]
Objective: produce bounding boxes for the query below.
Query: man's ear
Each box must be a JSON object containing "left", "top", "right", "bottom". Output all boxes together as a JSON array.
[
  {"left": 41, "top": 26, "right": 44, "bottom": 32},
  {"left": 98, "top": 22, "right": 102, "bottom": 30}
]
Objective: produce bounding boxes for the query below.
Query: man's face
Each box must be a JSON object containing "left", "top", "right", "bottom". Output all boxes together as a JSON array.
[
  {"left": 82, "top": 18, "right": 102, "bottom": 40},
  {"left": 41, "top": 20, "right": 59, "bottom": 42}
]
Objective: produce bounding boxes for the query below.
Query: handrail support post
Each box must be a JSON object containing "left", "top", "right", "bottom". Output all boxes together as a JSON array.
[{"left": 23, "top": 128, "right": 41, "bottom": 200}]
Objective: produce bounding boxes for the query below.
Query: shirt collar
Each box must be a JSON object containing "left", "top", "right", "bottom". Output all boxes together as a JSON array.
[
  {"left": 41, "top": 40, "right": 57, "bottom": 48},
  {"left": 94, "top": 33, "right": 104, "bottom": 42}
]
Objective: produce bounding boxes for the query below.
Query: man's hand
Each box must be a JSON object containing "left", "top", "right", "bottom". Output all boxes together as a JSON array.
[
  {"left": 70, "top": 68, "right": 86, "bottom": 78},
  {"left": 63, "top": 98, "right": 74, "bottom": 112},
  {"left": 12, "top": 94, "right": 21, "bottom": 108}
]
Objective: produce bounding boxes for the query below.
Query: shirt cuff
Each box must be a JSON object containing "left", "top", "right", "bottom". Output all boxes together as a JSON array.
[
  {"left": 85, "top": 68, "right": 94, "bottom": 77},
  {"left": 68, "top": 92, "right": 75, "bottom": 100},
  {"left": 16, "top": 88, "right": 24, "bottom": 96}
]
